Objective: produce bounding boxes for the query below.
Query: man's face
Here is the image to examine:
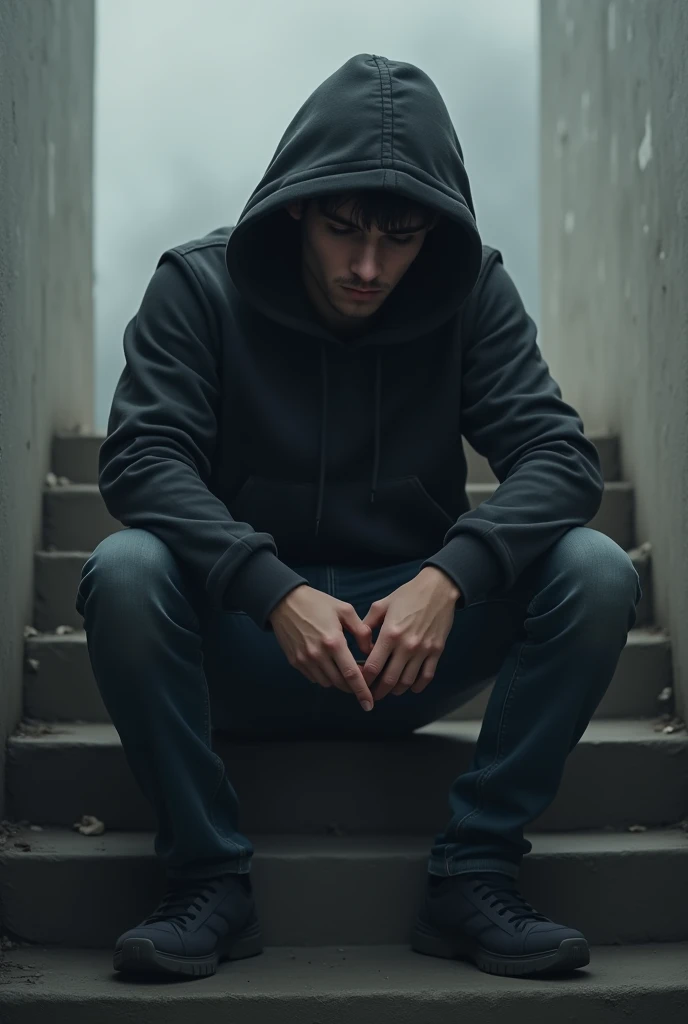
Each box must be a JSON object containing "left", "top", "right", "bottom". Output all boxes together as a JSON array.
[{"left": 285, "top": 197, "right": 437, "bottom": 333}]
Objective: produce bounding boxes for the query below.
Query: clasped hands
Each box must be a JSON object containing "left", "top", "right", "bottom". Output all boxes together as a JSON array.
[
  {"left": 270, "top": 565, "right": 460, "bottom": 711},
  {"left": 357, "top": 566, "right": 460, "bottom": 704}
]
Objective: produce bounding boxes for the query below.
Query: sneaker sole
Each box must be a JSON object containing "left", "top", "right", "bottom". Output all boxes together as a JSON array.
[
  {"left": 113, "top": 920, "right": 264, "bottom": 978},
  {"left": 411, "top": 920, "right": 590, "bottom": 977}
]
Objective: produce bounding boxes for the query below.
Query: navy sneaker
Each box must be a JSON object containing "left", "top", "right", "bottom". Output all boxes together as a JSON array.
[
  {"left": 411, "top": 872, "right": 590, "bottom": 977},
  {"left": 114, "top": 870, "right": 263, "bottom": 978}
]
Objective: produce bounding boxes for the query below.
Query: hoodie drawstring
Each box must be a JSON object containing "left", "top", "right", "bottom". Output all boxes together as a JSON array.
[{"left": 315, "top": 346, "right": 382, "bottom": 537}]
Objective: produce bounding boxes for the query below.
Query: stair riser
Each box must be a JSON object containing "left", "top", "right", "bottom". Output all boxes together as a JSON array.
[
  {"left": 23, "top": 629, "right": 671, "bottom": 725},
  {"left": 2, "top": 843, "right": 686, "bottom": 948},
  {"left": 7, "top": 731, "right": 687, "bottom": 833}
]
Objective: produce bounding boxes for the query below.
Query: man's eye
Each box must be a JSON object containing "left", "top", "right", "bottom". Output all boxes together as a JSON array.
[{"left": 327, "top": 225, "right": 413, "bottom": 244}]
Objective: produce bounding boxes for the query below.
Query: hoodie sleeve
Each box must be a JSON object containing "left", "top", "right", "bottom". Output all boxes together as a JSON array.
[
  {"left": 420, "top": 249, "right": 604, "bottom": 609},
  {"left": 95, "top": 251, "right": 309, "bottom": 631}
]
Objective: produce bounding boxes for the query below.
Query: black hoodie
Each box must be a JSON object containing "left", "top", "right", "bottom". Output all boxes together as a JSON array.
[{"left": 95, "top": 53, "right": 604, "bottom": 632}]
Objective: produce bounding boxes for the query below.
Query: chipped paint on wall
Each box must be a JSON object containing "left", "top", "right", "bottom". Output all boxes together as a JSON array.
[{"left": 638, "top": 112, "right": 653, "bottom": 170}]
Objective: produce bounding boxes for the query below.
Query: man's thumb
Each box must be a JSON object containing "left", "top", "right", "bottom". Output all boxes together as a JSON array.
[
  {"left": 361, "top": 599, "right": 387, "bottom": 633},
  {"left": 339, "top": 603, "right": 374, "bottom": 653}
]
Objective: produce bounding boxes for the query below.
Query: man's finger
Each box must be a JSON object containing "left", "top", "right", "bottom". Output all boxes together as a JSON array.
[
  {"left": 368, "top": 647, "right": 409, "bottom": 701},
  {"left": 390, "top": 652, "right": 430, "bottom": 695},
  {"left": 362, "top": 629, "right": 394, "bottom": 685},
  {"left": 409, "top": 653, "right": 441, "bottom": 694},
  {"left": 332, "top": 643, "right": 375, "bottom": 709}
]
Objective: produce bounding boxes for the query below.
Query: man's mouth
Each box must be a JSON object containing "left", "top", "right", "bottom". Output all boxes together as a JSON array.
[{"left": 343, "top": 286, "right": 382, "bottom": 298}]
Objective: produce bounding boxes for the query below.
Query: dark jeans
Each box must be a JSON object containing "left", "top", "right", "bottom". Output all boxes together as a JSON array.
[{"left": 75, "top": 525, "right": 641, "bottom": 882}]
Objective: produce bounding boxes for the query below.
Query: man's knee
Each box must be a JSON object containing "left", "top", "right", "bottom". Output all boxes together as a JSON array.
[
  {"left": 555, "top": 527, "right": 641, "bottom": 612},
  {"left": 76, "top": 528, "right": 178, "bottom": 616}
]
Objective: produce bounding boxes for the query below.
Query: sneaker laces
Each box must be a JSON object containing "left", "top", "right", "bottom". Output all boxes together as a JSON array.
[
  {"left": 472, "top": 880, "right": 552, "bottom": 932},
  {"left": 142, "top": 875, "right": 227, "bottom": 930}
]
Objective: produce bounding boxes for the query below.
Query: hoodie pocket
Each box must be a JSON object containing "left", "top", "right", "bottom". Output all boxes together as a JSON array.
[
  {"left": 229, "top": 473, "right": 457, "bottom": 563},
  {"left": 229, "top": 475, "right": 320, "bottom": 559},
  {"left": 407, "top": 476, "right": 456, "bottom": 529}
]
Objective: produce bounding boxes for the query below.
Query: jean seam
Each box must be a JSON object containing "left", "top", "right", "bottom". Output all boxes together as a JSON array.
[
  {"left": 209, "top": 752, "right": 245, "bottom": 856},
  {"left": 445, "top": 635, "right": 528, "bottom": 871},
  {"left": 205, "top": 678, "right": 244, "bottom": 857}
]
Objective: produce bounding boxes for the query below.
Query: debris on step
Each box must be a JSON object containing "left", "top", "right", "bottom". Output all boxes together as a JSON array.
[
  {"left": 656, "top": 685, "right": 673, "bottom": 711},
  {"left": 628, "top": 824, "right": 648, "bottom": 833},
  {"left": 44, "top": 472, "right": 72, "bottom": 487},
  {"left": 0, "top": 820, "right": 44, "bottom": 850},
  {"left": 25, "top": 659, "right": 40, "bottom": 675},
  {"left": 0, "top": 820, "right": 23, "bottom": 847},
  {"left": 652, "top": 714, "right": 685, "bottom": 734},
  {"left": 11, "top": 719, "right": 66, "bottom": 738},
  {"left": 73, "top": 814, "right": 105, "bottom": 836},
  {"left": 0, "top": 965, "right": 44, "bottom": 984},
  {"left": 23, "top": 626, "right": 41, "bottom": 638},
  {"left": 656, "top": 686, "right": 676, "bottom": 718},
  {"left": 1, "top": 822, "right": 32, "bottom": 851},
  {"left": 0, "top": 941, "right": 44, "bottom": 985},
  {"left": 55, "top": 625, "right": 75, "bottom": 635}
]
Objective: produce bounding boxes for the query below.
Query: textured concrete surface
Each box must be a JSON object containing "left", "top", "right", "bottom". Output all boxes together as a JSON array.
[
  {"left": 0, "top": 943, "right": 687, "bottom": 1023},
  {"left": 540, "top": 0, "right": 688, "bottom": 713},
  {"left": 2, "top": 826, "right": 687, "bottom": 947},
  {"left": 6, "top": 719, "right": 688, "bottom": 833},
  {"left": 0, "top": 0, "right": 94, "bottom": 821}
]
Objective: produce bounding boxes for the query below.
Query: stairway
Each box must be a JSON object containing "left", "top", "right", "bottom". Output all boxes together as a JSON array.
[{"left": 1, "top": 428, "right": 687, "bottom": 1021}]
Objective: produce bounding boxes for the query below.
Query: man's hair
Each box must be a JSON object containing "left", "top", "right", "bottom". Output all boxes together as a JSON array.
[{"left": 309, "top": 189, "right": 434, "bottom": 234}]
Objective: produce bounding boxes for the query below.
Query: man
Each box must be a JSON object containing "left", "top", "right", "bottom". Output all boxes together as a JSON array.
[{"left": 77, "top": 53, "right": 641, "bottom": 981}]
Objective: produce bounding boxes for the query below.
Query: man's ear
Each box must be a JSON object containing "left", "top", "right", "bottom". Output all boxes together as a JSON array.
[{"left": 285, "top": 199, "right": 304, "bottom": 221}]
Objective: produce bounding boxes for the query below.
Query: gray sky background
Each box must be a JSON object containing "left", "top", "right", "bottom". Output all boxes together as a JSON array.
[{"left": 94, "top": 0, "right": 539, "bottom": 431}]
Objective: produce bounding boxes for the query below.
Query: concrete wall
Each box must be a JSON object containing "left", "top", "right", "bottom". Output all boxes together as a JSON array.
[
  {"left": 540, "top": 0, "right": 688, "bottom": 714},
  {"left": 0, "top": 0, "right": 94, "bottom": 820}
]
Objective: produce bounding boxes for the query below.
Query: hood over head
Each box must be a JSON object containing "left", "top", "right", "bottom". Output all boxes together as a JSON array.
[{"left": 225, "top": 54, "right": 485, "bottom": 533}]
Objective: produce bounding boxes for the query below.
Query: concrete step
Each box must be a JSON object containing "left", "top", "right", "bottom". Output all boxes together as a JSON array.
[
  {"left": 31, "top": 540, "right": 656, "bottom": 633},
  {"left": 41, "top": 478, "right": 637, "bottom": 553},
  {"left": 52, "top": 428, "right": 623, "bottom": 486},
  {"left": 2, "top": 942, "right": 683, "bottom": 1024},
  {"left": 1, "top": 825, "right": 687, "bottom": 948},
  {"left": 22, "top": 625, "right": 671, "bottom": 726},
  {"left": 1, "top": 941, "right": 687, "bottom": 1023},
  {"left": 6, "top": 719, "right": 687, "bottom": 834}
]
